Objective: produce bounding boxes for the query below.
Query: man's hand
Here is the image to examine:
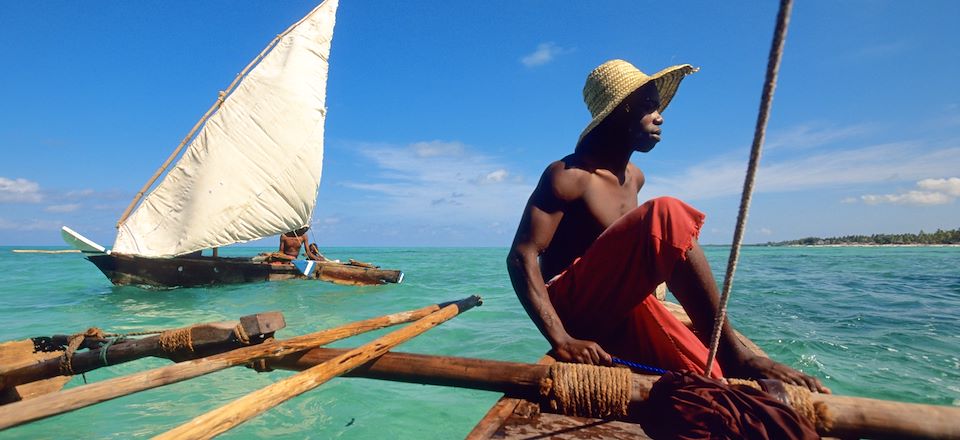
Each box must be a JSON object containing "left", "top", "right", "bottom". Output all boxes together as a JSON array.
[
  {"left": 551, "top": 337, "right": 613, "bottom": 366},
  {"left": 734, "top": 355, "right": 831, "bottom": 394}
]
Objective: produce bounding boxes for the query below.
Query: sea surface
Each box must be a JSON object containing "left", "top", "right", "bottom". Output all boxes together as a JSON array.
[{"left": 1, "top": 245, "right": 958, "bottom": 439}]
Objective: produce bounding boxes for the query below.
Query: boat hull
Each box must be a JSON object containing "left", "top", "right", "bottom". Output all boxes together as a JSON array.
[{"left": 85, "top": 253, "right": 402, "bottom": 288}]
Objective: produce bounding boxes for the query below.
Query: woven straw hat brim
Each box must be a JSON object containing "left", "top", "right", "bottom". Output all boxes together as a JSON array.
[{"left": 578, "top": 64, "right": 697, "bottom": 145}]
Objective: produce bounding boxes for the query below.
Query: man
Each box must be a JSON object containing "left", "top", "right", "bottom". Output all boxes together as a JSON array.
[
  {"left": 506, "top": 59, "right": 826, "bottom": 392},
  {"left": 279, "top": 226, "right": 326, "bottom": 261}
]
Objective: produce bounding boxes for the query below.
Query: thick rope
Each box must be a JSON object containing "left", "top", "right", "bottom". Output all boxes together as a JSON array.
[
  {"left": 233, "top": 323, "right": 251, "bottom": 345},
  {"left": 727, "top": 378, "right": 834, "bottom": 431},
  {"left": 57, "top": 325, "right": 200, "bottom": 374},
  {"left": 704, "top": 0, "right": 794, "bottom": 375},
  {"left": 58, "top": 327, "right": 106, "bottom": 375},
  {"left": 540, "top": 363, "right": 631, "bottom": 418},
  {"left": 158, "top": 327, "right": 194, "bottom": 353}
]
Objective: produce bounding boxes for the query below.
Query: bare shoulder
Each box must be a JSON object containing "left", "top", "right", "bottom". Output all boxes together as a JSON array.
[
  {"left": 539, "top": 158, "right": 591, "bottom": 203},
  {"left": 628, "top": 162, "right": 645, "bottom": 191}
]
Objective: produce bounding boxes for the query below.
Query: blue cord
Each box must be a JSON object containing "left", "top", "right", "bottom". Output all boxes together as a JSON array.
[
  {"left": 612, "top": 357, "right": 669, "bottom": 375},
  {"left": 99, "top": 336, "right": 125, "bottom": 366}
]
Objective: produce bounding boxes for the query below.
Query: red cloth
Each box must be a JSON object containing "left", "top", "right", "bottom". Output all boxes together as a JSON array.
[
  {"left": 639, "top": 371, "right": 820, "bottom": 440},
  {"left": 547, "top": 197, "right": 723, "bottom": 378}
]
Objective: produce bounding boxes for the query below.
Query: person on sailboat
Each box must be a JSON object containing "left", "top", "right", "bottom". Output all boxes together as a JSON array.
[
  {"left": 279, "top": 227, "right": 327, "bottom": 261},
  {"left": 506, "top": 59, "right": 828, "bottom": 393},
  {"left": 253, "top": 226, "right": 326, "bottom": 263}
]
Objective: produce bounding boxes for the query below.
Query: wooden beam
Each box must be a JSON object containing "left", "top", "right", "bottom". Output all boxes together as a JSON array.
[
  {"left": 154, "top": 295, "right": 482, "bottom": 440},
  {"left": 0, "top": 312, "right": 285, "bottom": 392},
  {"left": 0, "top": 299, "right": 466, "bottom": 431},
  {"left": 269, "top": 349, "right": 960, "bottom": 440}
]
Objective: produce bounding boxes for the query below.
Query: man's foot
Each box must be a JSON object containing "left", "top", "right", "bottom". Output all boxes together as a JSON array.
[{"left": 729, "top": 355, "right": 830, "bottom": 393}]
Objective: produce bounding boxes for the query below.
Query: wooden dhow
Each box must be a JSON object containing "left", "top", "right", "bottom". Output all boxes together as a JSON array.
[{"left": 59, "top": 0, "right": 401, "bottom": 287}]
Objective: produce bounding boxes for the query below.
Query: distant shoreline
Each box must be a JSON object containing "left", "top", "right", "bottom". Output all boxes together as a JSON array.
[{"left": 763, "top": 243, "right": 960, "bottom": 248}]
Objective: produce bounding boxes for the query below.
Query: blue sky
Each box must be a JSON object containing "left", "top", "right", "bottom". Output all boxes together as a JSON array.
[{"left": 1, "top": 0, "right": 958, "bottom": 247}]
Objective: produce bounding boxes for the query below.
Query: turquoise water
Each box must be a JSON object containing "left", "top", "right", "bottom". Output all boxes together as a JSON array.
[{"left": 1, "top": 245, "right": 958, "bottom": 438}]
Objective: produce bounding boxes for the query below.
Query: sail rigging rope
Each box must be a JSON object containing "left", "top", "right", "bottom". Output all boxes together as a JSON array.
[{"left": 703, "top": 0, "right": 794, "bottom": 375}]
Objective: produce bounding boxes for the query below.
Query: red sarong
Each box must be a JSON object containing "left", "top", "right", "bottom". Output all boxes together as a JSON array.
[{"left": 547, "top": 197, "right": 724, "bottom": 378}]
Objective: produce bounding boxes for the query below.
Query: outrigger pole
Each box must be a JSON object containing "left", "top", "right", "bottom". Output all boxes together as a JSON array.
[{"left": 0, "top": 297, "right": 478, "bottom": 431}]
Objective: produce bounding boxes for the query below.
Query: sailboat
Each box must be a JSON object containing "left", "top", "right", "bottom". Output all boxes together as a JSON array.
[{"left": 61, "top": 0, "right": 403, "bottom": 288}]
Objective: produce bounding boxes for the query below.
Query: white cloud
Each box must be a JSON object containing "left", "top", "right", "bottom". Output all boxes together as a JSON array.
[
  {"left": 65, "top": 189, "right": 95, "bottom": 199},
  {"left": 917, "top": 177, "right": 960, "bottom": 196},
  {"left": 858, "top": 177, "right": 960, "bottom": 206},
  {"left": 0, "top": 217, "right": 63, "bottom": 231},
  {"left": 45, "top": 203, "right": 81, "bottom": 213},
  {"left": 861, "top": 191, "right": 951, "bottom": 206},
  {"left": 341, "top": 141, "right": 531, "bottom": 226},
  {"left": 0, "top": 177, "right": 42, "bottom": 203},
  {"left": 520, "top": 42, "right": 567, "bottom": 67},
  {"left": 765, "top": 123, "right": 874, "bottom": 150},
  {"left": 476, "top": 169, "right": 508, "bottom": 184},
  {"left": 644, "top": 140, "right": 960, "bottom": 201},
  {"left": 411, "top": 140, "right": 465, "bottom": 158}
]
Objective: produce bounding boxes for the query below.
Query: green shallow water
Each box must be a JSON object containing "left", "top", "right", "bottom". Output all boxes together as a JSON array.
[{"left": 1, "top": 245, "right": 958, "bottom": 438}]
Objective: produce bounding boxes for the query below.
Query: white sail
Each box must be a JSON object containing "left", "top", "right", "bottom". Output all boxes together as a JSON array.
[{"left": 113, "top": 0, "right": 339, "bottom": 258}]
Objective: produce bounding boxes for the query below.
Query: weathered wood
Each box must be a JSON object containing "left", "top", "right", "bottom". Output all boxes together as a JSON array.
[
  {"left": 271, "top": 350, "right": 960, "bottom": 440},
  {"left": 0, "top": 312, "right": 285, "bottom": 392},
  {"left": 86, "top": 253, "right": 401, "bottom": 288},
  {"left": 0, "top": 341, "right": 71, "bottom": 405},
  {"left": 0, "top": 300, "right": 458, "bottom": 431},
  {"left": 155, "top": 295, "right": 483, "bottom": 440}
]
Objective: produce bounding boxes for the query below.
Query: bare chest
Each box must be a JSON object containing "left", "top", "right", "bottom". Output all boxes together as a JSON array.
[{"left": 581, "top": 177, "right": 639, "bottom": 229}]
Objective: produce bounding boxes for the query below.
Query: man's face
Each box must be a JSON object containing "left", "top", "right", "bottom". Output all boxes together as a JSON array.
[{"left": 623, "top": 84, "right": 663, "bottom": 153}]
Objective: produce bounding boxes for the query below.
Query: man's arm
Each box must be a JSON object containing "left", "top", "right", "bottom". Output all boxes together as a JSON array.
[{"left": 506, "top": 164, "right": 613, "bottom": 365}]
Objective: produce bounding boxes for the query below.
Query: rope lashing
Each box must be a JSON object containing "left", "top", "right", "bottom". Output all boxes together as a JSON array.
[
  {"left": 233, "top": 323, "right": 252, "bottom": 345},
  {"left": 727, "top": 378, "right": 834, "bottom": 431},
  {"left": 158, "top": 327, "right": 195, "bottom": 353},
  {"left": 540, "top": 363, "right": 631, "bottom": 418},
  {"left": 58, "top": 327, "right": 106, "bottom": 375},
  {"left": 57, "top": 325, "right": 200, "bottom": 374},
  {"left": 704, "top": 0, "right": 794, "bottom": 375}
]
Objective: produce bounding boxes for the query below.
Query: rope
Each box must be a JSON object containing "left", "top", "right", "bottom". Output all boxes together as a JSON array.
[
  {"left": 58, "top": 327, "right": 106, "bottom": 375},
  {"left": 540, "top": 363, "right": 631, "bottom": 418},
  {"left": 158, "top": 327, "right": 194, "bottom": 353},
  {"left": 704, "top": 0, "right": 794, "bottom": 375},
  {"left": 56, "top": 324, "right": 201, "bottom": 374},
  {"left": 727, "top": 378, "right": 834, "bottom": 431},
  {"left": 611, "top": 357, "right": 668, "bottom": 375},
  {"left": 233, "top": 323, "right": 252, "bottom": 345},
  {"left": 99, "top": 336, "right": 125, "bottom": 367}
]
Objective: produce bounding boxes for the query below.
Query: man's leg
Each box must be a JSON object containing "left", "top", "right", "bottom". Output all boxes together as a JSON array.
[
  {"left": 668, "top": 241, "right": 828, "bottom": 392},
  {"left": 548, "top": 197, "right": 719, "bottom": 374}
]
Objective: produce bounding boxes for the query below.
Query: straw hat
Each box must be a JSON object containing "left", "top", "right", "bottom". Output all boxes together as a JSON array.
[{"left": 578, "top": 59, "right": 697, "bottom": 144}]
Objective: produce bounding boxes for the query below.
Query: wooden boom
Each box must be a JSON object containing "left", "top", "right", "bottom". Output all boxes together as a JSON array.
[{"left": 269, "top": 348, "right": 960, "bottom": 440}]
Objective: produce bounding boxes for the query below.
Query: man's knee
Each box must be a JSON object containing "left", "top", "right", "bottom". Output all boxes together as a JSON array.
[{"left": 644, "top": 196, "right": 687, "bottom": 212}]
